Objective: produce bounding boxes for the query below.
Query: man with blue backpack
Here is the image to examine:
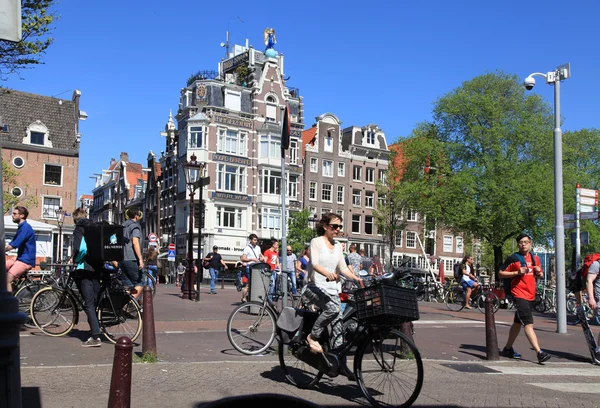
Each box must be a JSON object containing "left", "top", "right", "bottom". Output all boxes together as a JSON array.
[
  {"left": 499, "top": 233, "right": 550, "bottom": 364},
  {"left": 72, "top": 207, "right": 104, "bottom": 347}
]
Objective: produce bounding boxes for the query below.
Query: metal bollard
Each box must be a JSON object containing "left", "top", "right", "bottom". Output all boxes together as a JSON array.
[
  {"left": 142, "top": 286, "right": 157, "bottom": 357},
  {"left": 485, "top": 295, "right": 500, "bottom": 360},
  {"left": 108, "top": 337, "right": 133, "bottom": 408}
]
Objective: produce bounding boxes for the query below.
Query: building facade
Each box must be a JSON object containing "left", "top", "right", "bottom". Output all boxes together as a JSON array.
[{"left": 0, "top": 89, "right": 87, "bottom": 263}]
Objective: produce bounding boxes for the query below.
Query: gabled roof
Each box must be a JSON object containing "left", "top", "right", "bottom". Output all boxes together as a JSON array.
[
  {"left": 0, "top": 89, "right": 79, "bottom": 152},
  {"left": 301, "top": 126, "right": 317, "bottom": 157}
]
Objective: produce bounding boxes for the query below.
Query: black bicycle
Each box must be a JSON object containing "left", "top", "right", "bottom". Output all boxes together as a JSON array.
[
  {"left": 30, "top": 267, "right": 142, "bottom": 343},
  {"left": 12, "top": 270, "right": 58, "bottom": 329},
  {"left": 278, "top": 274, "right": 423, "bottom": 408}
]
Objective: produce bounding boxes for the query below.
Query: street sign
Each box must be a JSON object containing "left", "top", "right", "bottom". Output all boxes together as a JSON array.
[
  {"left": 581, "top": 211, "right": 599, "bottom": 220},
  {"left": 580, "top": 196, "right": 598, "bottom": 206},
  {"left": 169, "top": 243, "right": 176, "bottom": 251},
  {"left": 563, "top": 214, "right": 576, "bottom": 221},
  {"left": 168, "top": 249, "right": 176, "bottom": 262},
  {"left": 579, "top": 188, "right": 598, "bottom": 198},
  {"left": 580, "top": 204, "right": 598, "bottom": 213},
  {"left": 148, "top": 232, "right": 158, "bottom": 242},
  {"left": 564, "top": 221, "right": 576, "bottom": 229}
]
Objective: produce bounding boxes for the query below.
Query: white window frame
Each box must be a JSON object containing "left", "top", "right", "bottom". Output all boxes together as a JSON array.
[
  {"left": 352, "top": 214, "right": 361, "bottom": 234},
  {"left": 406, "top": 231, "right": 417, "bottom": 249},
  {"left": 443, "top": 235, "right": 454, "bottom": 252},
  {"left": 217, "top": 164, "right": 247, "bottom": 194},
  {"left": 42, "top": 196, "right": 62, "bottom": 220},
  {"left": 43, "top": 163, "right": 63, "bottom": 187},
  {"left": 353, "top": 190, "right": 361, "bottom": 207},
  {"left": 266, "top": 96, "right": 277, "bottom": 122},
  {"left": 216, "top": 206, "right": 244, "bottom": 229},
  {"left": 322, "top": 160, "right": 333, "bottom": 177},
  {"left": 260, "top": 169, "right": 282, "bottom": 195},
  {"left": 407, "top": 209, "right": 418, "bottom": 222},
  {"left": 395, "top": 230, "right": 403, "bottom": 247},
  {"left": 23, "top": 121, "right": 52, "bottom": 148},
  {"left": 189, "top": 126, "right": 206, "bottom": 149},
  {"left": 336, "top": 185, "right": 344, "bottom": 204},
  {"left": 259, "top": 207, "right": 281, "bottom": 230},
  {"left": 324, "top": 132, "right": 333, "bottom": 152},
  {"left": 218, "top": 128, "right": 247, "bottom": 156},
  {"left": 353, "top": 166, "right": 361, "bottom": 182},
  {"left": 310, "top": 158, "right": 318, "bottom": 173},
  {"left": 366, "top": 168, "right": 375, "bottom": 184},
  {"left": 287, "top": 174, "right": 298, "bottom": 199},
  {"left": 378, "top": 169, "right": 386, "bottom": 183},
  {"left": 309, "top": 181, "right": 317, "bottom": 200},
  {"left": 456, "top": 236, "right": 464, "bottom": 254},
  {"left": 321, "top": 183, "right": 333, "bottom": 202},
  {"left": 338, "top": 162, "right": 345, "bottom": 177},
  {"left": 365, "top": 216, "right": 374, "bottom": 235},
  {"left": 289, "top": 140, "right": 298, "bottom": 165},
  {"left": 365, "top": 191, "right": 374, "bottom": 208},
  {"left": 367, "top": 131, "right": 376, "bottom": 145},
  {"left": 260, "top": 134, "right": 281, "bottom": 158},
  {"left": 224, "top": 89, "right": 241, "bottom": 111}
]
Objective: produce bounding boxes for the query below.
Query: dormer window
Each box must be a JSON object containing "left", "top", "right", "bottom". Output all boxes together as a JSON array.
[
  {"left": 23, "top": 121, "right": 52, "bottom": 147},
  {"left": 367, "top": 131, "right": 375, "bottom": 145}
]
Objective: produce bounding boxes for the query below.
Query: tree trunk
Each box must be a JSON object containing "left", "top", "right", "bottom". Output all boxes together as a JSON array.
[{"left": 493, "top": 245, "right": 504, "bottom": 284}]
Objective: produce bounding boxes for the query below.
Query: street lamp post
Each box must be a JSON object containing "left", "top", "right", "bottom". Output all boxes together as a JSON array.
[
  {"left": 524, "top": 63, "right": 571, "bottom": 334},
  {"left": 183, "top": 154, "right": 201, "bottom": 301},
  {"left": 56, "top": 206, "right": 65, "bottom": 263}
]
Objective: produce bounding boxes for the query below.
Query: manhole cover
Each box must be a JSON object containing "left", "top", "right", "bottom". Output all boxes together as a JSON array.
[{"left": 440, "top": 363, "right": 500, "bottom": 373}]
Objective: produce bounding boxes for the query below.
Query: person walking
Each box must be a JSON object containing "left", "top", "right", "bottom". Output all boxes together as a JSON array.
[
  {"left": 119, "top": 208, "right": 145, "bottom": 301},
  {"left": 240, "top": 234, "right": 265, "bottom": 302},
  {"left": 204, "top": 246, "right": 229, "bottom": 294},
  {"left": 145, "top": 246, "right": 158, "bottom": 289},
  {"left": 499, "top": 233, "right": 550, "bottom": 364},
  {"left": 71, "top": 207, "right": 104, "bottom": 347},
  {"left": 5, "top": 206, "right": 36, "bottom": 292},
  {"left": 346, "top": 244, "right": 362, "bottom": 277},
  {"left": 296, "top": 246, "right": 310, "bottom": 290},
  {"left": 176, "top": 261, "right": 186, "bottom": 286},
  {"left": 282, "top": 246, "right": 300, "bottom": 295},
  {"left": 264, "top": 239, "right": 281, "bottom": 300}
]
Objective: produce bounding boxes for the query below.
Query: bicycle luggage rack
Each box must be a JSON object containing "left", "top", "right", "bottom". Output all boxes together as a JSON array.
[{"left": 355, "top": 282, "right": 420, "bottom": 324}]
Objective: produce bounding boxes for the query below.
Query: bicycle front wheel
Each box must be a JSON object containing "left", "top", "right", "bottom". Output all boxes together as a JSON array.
[
  {"left": 15, "top": 281, "right": 45, "bottom": 329},
  {"left": 477, "top": 292, "right": 500, "bottom": 314},
  {"left": 278, "top": 338, "right": 324, "bottom": 389},
  {"left": 97, "top": 291, "right": 142, "bottom": 344},
  {"left": 356, "top": 328, "right": 423, "bottom": 408},
  {"left": 445, "top": 288, "right": 465, "bottom": 312},
  {"left": 226, "top": 301, "right": 276, "bottom": 355},
  {"left": 30, "top": 287, "right": 77, "bottom": 336}
]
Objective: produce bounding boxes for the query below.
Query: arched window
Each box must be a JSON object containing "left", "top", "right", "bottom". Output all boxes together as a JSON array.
[
  {"left": 266, "top": 95, "right": 277, "bottom": 122},
  {"left": 23, "top": 121, "right": 52, "bottom": 147}
]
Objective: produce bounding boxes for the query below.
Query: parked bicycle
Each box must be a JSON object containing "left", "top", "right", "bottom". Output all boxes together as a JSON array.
[
  {"left": 12, "top": 269, "right": 57, "bottom": 329},
  {"left": 277, "top": 270, "right": 423, "bottom": 408},
  {"left": 30, "top": 266, "right": 143, "bottom": 343},
  {"left": 227, "top": 263, "right": 303, "bottom": 355}
]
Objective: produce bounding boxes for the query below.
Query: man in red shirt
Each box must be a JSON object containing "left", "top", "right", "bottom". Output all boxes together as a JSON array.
[
  {"left": 264, "top": 239, "right": 281, "bottom": 300},
  {"left": 499, "top": 233, "right": 550, "bottom": 364}
]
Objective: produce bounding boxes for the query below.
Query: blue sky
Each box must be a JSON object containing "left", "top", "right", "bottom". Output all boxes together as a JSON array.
[{"left": 4, "top": 0, "right": 599, "bottom": 198}]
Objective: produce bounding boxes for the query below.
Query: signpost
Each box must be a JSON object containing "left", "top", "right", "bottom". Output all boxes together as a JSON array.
[
  {"left": 148, "top": 232, "right": 158, "bottom": 243},
  {"left": 575, "top": 185, "right": 599, "bottom": 270},
  {"left": 168, "top": 243, "right": 176, "bottom": 262}
]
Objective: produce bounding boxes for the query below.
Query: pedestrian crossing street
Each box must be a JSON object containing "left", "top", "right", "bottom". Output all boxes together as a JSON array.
[{"left": 485, "top": 364, "right": 600, "bottom": 393}]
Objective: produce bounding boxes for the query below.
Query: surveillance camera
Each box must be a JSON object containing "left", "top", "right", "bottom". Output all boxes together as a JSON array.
[{"left": 523, "top": 76, "right": 535, "bottom": 91}]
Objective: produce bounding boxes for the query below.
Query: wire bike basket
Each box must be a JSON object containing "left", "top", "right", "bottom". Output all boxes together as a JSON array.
[{"left": 355, "top": 282, "right": 420, "bottom": 324}]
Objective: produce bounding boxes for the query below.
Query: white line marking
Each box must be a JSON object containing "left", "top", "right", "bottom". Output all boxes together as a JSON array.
[
  {"left": 164, "top": 331, "right": 185, "bottom": 334},
  {"left": 415, "top": 320, "right": 485, "bottom": 325},
  {"left": 487, "top": 366, "right": 600, "bottom": 376},
  {"left": 528, "top": 383, "right": 600, "bottom": 393}
]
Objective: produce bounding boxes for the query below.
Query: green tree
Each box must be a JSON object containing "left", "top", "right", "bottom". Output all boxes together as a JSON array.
[
  {"left": 286, "top": 209, "right": 316, "bottom": 255},
  {"left": 2, "top": 160, "right": 37, "bottom": 213},
  {"left": 395, "top": 72, "right": 556, "bottom": 280},
  {"left": 0, "top": 0, "right": 57, "bottom": 79}
]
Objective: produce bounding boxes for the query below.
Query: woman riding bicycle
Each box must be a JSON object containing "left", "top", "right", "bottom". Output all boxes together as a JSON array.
[{"left": 303, "top": 213, "right": 361, "bottom": 355}]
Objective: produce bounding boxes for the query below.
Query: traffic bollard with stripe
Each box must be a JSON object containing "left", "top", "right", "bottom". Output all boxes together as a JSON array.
[
  {"left": 142, "top": 286, "right": 157, "bottom": 357},
  {"left": 108, "top": 336, "right": 133, "bottom": 408},
  {"left": 485, "top": 295, "right": 500, "bottom": 360}
]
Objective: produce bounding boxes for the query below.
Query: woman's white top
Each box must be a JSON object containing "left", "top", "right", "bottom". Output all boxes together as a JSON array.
[{"left": 307, "top": 236, "right": 349, "bottom": 295}]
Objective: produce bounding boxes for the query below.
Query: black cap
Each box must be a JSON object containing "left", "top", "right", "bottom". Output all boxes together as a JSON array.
[{"left": 213, "top": 245, "right": 219, "bottom": 250}]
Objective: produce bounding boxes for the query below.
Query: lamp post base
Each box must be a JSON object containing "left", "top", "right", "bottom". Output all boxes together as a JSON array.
[{"left": 181, "top": 269, "right": 197, "bottom": 300}]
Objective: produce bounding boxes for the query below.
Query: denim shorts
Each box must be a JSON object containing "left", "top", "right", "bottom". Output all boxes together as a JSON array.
[{"left": 120, "top": 260, "right": 145, "bottom": 287}]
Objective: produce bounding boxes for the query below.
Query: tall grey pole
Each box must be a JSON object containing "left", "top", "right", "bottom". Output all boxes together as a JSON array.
[
  {"left": 281, "top": 148, "right": 288, "bottom": 308},
  {"left": 575, "top": 186, "right": 581, "bottom": 270},
  {"left": 553, "top": 79, "right": 567, "bottom": 334},
  {"left": 0, "top": 147, "right": 27, "bottom": 408}
]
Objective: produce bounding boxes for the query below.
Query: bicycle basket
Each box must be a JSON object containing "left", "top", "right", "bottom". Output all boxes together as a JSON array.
[{"left": 355, "top": 283, "right": 419, "bottom": 324}]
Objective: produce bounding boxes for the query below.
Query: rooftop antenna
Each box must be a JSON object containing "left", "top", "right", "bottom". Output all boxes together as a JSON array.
[{"left": 220, "top": 31, "right": 230, "bottom": 59}]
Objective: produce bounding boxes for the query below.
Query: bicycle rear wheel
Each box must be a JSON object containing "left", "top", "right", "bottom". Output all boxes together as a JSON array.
[
  {"left": 445, "top": 288, "right": 465, "bottom": 312},
  {"left": 476, "top": 291, "right": 500, "bottom": 314},
  {"left": 15, "top": 281, "right": 44, "bottom": 329},
  {"left": 356, "top": 328, "right": 423, "bottom": 408},
  {"left": 278, "top": 338, "right": 324, "bottom": 389},
  {"left": 97, "top": 291, "right": 142, "bottom": 344},
  {"left": 30, "top": 287, "right": 77, "bottom": 336},
  {"left": 226, "top": 301, "right": 276, "bottom": 355}
]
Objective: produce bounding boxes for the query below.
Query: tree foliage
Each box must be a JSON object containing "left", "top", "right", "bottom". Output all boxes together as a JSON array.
[
  {"left": 2, "top": 160, "right": 37, "bottom": 213},
  {"left": 0, "top": 0, "right": 57, "bottom": 80},
  {"left": 286, "top": 209, "right": 316, "bottom": 255},
  {"left": 394, "top": 72, "right": 556, "bottom": 278}
]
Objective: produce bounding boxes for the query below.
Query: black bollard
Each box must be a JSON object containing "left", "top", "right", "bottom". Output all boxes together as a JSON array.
[
  {"left": 485, "top": 295, "right": 500, "bottom": 360},
  {"left": 142, "top": 286, "right": 157, "bottom": 357},
  {"left": 108, "top": 336, "right": 133, "bottom": 408}
]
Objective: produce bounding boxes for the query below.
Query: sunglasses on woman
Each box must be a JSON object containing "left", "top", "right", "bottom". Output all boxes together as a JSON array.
[{"left": 328, "top": 224, "right": 342, "bottom": 230}]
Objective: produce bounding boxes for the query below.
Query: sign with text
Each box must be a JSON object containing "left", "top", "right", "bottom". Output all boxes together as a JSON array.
[
  {"left": 580, "top": 204, "right": 599, "bottom": 213},
  {"left": 214, "top": 115, "right": 252, "bottom": 129},
  {"left": 579, "top": 188, "right": 598, "bottom": 198},
  {"left": 580, "top": 196, "right": 599, "bottom": 206},
  {"left": 580, "top": 211, "right": 599, "bottom": 220},
  {"left": 563, "top": 214, "right": 575, "bottom": 221},
  {"left": 212, "top": 153, "right": 251, "bottom": 166},
  {"left": 168, "top": 249, "right": 176, "bottom": 262},
  {"left": 222, "top": 51, "right": 249, "bottom": 73},
  {"left": 564, "top": 221, "right": 576, "bottom": 230}
]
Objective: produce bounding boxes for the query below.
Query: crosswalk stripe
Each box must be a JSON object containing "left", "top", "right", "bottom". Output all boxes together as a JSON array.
[
  {"left": 528, "top": 383, "right": 600, "bottom": 393},
  {"left": 486, "top": 366, "right": 600, "bottom": 377}
]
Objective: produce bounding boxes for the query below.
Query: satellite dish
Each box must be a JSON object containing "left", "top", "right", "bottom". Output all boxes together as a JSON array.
[{"left": 220, "top": 42, "right": 226, "bottom": 47}]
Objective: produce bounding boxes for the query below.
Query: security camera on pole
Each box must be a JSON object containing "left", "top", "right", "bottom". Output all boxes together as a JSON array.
[{"left": 524, "top": 63, "right": 571, "bottom": 334}]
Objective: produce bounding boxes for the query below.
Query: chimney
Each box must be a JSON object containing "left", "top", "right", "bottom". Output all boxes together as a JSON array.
[
  {"left": 120, "top": 152, "right": 129, "bottom": 162},
  {"left": 109, "top": 158, "right": 117, "bottom": 167}
]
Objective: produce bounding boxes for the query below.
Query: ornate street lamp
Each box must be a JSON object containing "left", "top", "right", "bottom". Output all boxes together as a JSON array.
[
  {"left": 182, "top": 154, "right": 201, "bottom": 300},
  {"left": 55, "top": 206, "right": 65, "bottom": 263}
]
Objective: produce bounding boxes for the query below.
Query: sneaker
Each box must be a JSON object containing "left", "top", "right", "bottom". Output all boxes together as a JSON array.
[
  {"left": 593, "top": 351, "right": 600, "bottom": 365},
  {"left": 210, "top": 291, "right": 217, "bottom": 295},
  {"left": 537, "top": 350, "right": 551, "bottom": 364},
  {"left": 501, "top": 347, "right": 521, "bottom": 359},
  {"left": 81, "top": 337, "right": 101, "bottom": 348}
]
